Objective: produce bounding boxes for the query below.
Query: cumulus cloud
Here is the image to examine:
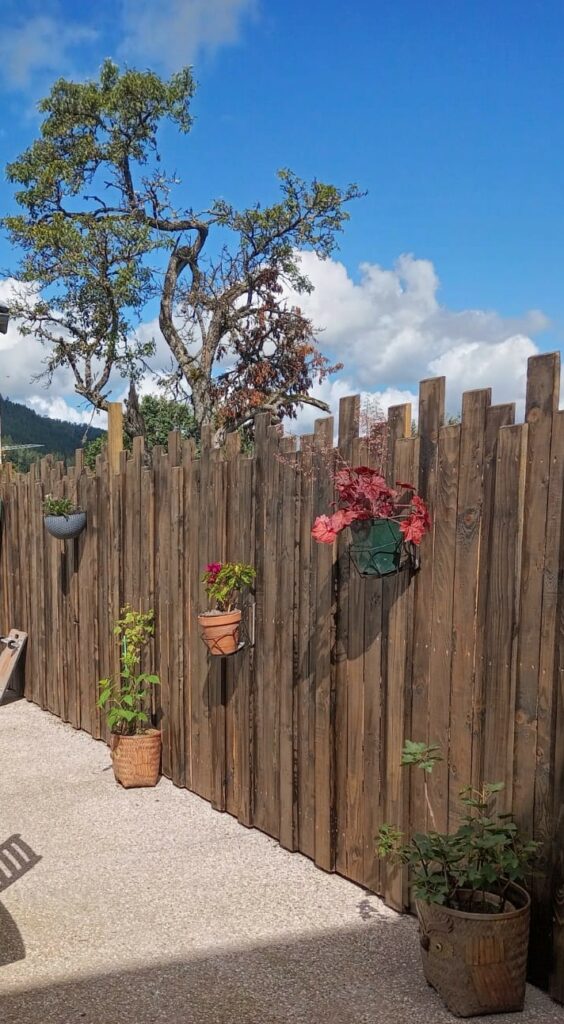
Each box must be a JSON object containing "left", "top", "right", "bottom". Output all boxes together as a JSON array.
[
  {"left": 0, "top": 252, "right": 552, "bottom": 432},
  {"left": 120, "top": 0, "right": 257, "bottom": 70},
  {"left": 290, "top": 252, "right": 549, "bottom": 421},
  {"left": 0, "top": 16, "right": 97, "bottom": 90}
]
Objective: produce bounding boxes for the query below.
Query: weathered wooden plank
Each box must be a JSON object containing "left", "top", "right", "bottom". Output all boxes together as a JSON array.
[
  {"left": 382, "top": 424, "right": 416, "bottom": 910},
  {"left": 427, "top": 424, "right": 460, "bottom": 831},
  {"left": 482, "top": 425, "right": 528, "bottom": 797},
  {"left": 472, "top": 403, "right": 515, "bottom": 790},
  {"left": 531, "top": 408, "right": 564, "bottom": 987},
  {"left": 236, "top": 454, "right": 255, "bottom": 828},
  {"left": 345, "top": 434, "right": 368, "bottom": 884},
  {"left": 448, "top": 388, "right": 491, "bottom": 826},
  {"left": 335, "top": 395, "right": 360, "bottom": 875},
  {"left": 209, "top": 450, "right": 227, "bottom": 812},
  {"left": 277, "top": 434, "right": 299, "bottom": 851},
  {"left": 169, "top": 464, "right": 186, "bottom": 788},
  {"left": 514, "top": 354, "right": 560, "bottom": 839},
  {"left": 313, "top": 417, "right": 335, "bottom": 870},
  {"left": 410, "top": 377, "right": 444, "bottom": 838},
  {"left": 296, "top": 434, "right": 315, "bottom": 858}
]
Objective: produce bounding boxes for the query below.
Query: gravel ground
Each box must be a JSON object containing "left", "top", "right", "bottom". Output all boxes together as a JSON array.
[{"left": 1, "top": 699, "right": 563, "bottom": 1024}]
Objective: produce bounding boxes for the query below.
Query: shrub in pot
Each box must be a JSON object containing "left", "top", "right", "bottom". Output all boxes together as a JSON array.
[
  {"left": 311, "top": 467, "right": 430, "bottom": 576},
  {"left": 97, "top": 606, "right": 161, "bottom": 788},
  {"left": 198, "top": 562, "right": 255, "bottom": 656},
  {"left": 377, "top": 742, "right": 539, "bottom": 1017},
  {"left": 43, "top": 494, "right": 86, "bottom": 539}
]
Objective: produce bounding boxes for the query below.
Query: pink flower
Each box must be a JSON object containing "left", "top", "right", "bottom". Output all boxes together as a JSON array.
[{"left": 311, "top": 515, "right": 338, "bottom": 544}]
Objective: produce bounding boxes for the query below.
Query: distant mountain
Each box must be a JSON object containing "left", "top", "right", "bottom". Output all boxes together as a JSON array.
[{"left": 0, "top": 395, "right": 104, "bottom": 464}]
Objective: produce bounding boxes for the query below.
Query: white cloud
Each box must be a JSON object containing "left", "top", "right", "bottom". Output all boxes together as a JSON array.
[
  {"left": 291, "top": 252, "right": 549, "bottom": 419},
  {"left": 120, "top": 0, "right": 256, "bottom": 70},
  {"left": 0, "top": 17, "right": 97, "bottom": 90},
  {"left": 0, "top": 253, "right": 552, "bottom": 433},
  {"left": 26, "top": 396, "right": 106, "bottom": 429}
]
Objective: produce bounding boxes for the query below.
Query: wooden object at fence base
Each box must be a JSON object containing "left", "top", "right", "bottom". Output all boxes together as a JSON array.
[{"left": 0, "top": 630, "right": 27, "bottom": 706}]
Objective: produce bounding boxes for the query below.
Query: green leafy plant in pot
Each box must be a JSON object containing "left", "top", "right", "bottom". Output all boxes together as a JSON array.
[
  {"left": 97, "top": 606, "right": 161, "bottom": 788},
  {"left": 377, "top": 742, "right": 539, "bottom": 1017},
  {"left": 311, "top": 467, "right": 430, "bottom": 576},
  {"left": 199, "top": 562, "right": 255, "bottom": 655},
  {"left": 43, "top": 494, "right": 86, "bottom": 540}
]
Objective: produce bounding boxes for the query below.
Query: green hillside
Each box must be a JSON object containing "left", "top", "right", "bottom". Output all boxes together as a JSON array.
[{"left": 0, "top": 395, "right": 104, "bottom": 468}]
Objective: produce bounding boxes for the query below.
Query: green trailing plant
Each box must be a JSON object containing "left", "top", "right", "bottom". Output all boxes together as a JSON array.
[
  {"left": 43, "top": 494, "right": 81, "bottom": 517},
  {"left": 377, "top": 741, "right": 539, "bottom": 913},
  {"left": 97, "top": 606, "right": 159, "bottom": 736},
  {"left": 201, "top": 562, "right": 256, "bottom": 613}
]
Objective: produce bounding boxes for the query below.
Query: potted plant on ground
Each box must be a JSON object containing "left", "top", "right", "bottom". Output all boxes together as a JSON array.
[
  {"left": 198, "top": 562, "right": 255, "bottom": 656},
  {"left": 97, "top": 606, "right": 161, "bottom": 788},
  {"left": 311, "top": 466, "right": 430, "bottom": 576},
  {"left": 43, "top": 494, "right": 86, "bottom": 539},
  {"left": 377, "top": 742, "right": 539, "bottom": 1017}
]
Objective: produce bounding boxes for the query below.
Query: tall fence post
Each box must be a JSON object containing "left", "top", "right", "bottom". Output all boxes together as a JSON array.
[{"left": 107, "top": 402, "right": 124, "bottom": 476}]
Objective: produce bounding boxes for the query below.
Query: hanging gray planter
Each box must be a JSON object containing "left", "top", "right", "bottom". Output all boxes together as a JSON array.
[
  {"left": 44, "top": 512, "right": 86, "bottom": 540},
  {"left": 349, "top": 518, "right": 405, "bottom": 577}
]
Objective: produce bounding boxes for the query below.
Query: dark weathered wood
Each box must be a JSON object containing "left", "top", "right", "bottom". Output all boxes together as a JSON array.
[
  {"left": 482, "top": 425, "right": 528, "bottom": 797},
  {"left": 278, "top": 435, "right": 298, "bottom": 851},
  {"left": 313, "top": 417, "right": 335, "bottom": 871},
  {"left": 448, "top": 389, "right": 490, "bottom": 825},
  {"left": 472, "top": 403, "right": 515, "bottom": 790},
  {"left": 427, "top": 424, "right": 460, "bottom": 831},
  {"left": 410, "top": 377, "right": 444, "bottom": 838},
  {"left": 296, "top": 434, "right": 315, "bottom": 857},
  {"left": 335, "top": 395, "right": 360, "bottom": 876},
  {"left": 514, "top": 355, "right": 560, "bottom": 839}
]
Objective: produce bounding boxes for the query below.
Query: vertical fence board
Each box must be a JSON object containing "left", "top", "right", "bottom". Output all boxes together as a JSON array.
[
  {"left": 448, "top": 389, "right": 490, "bottom": 825},
  {"left": 410, "top": 378, "right": 444, "bottom": 837},
  {"left": 335, "top": 395, "right": 360, "bottom": 875},
  {"left": 313, "top": 418, "right": 335, "bottom": 871},
  {"left": 514, "top": 355, "right": 560, "bottom": 840}
]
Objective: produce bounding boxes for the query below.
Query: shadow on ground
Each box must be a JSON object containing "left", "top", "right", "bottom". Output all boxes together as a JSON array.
[
  {"left": 0, "top": 921, "right": 560, "bottom": 1024},
  {"left": 0, "top": 902, "right": 25, "bottom": 968}
]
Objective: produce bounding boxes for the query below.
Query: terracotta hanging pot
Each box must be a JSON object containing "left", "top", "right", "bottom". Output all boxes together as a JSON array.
[{"left": 198, "top": 609, "right": 241, "bottom": 656}]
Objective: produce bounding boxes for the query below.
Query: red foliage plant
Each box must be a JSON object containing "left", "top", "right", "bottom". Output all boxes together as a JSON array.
[{"left": 311, "top": 466, "right": 431, "bottom": 545}]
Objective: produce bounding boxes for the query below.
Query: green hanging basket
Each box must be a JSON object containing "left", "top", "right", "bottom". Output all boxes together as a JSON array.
[{"left": 349, "top": 518, "right": 405, "bottom": 577}]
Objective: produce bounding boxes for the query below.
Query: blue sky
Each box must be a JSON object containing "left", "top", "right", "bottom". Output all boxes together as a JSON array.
[{"left": 0, "top": 0, "right": 563, "bottom": 424}]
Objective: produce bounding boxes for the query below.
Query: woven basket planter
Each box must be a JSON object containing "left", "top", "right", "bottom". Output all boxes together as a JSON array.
[
  {"left": 44, "top": 512, "right": 86, "bottom": 540},
  {"left": 416, "top": 885, "right": 530, "bottom": 1017},
  {"left": 110, "top": 730, "right": 161, "bottom": 788},
  {"left": 198, "top": 609, "right": 241, "bottom": 656}
]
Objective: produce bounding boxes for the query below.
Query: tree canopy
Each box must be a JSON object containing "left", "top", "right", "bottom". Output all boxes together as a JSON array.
[{"left": 4, "top": 60, "right": 363, "bottom": 440}]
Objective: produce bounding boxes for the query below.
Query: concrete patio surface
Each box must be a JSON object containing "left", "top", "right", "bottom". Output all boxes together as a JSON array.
[{"left": 1, "top": 700, "right": 563, "bottom": 1024}]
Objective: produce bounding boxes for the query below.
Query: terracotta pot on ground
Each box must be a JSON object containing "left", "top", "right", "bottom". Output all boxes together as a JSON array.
[
  {"left": 110, "top": 729, "right": 161, "bottom": 788},
  {"left": 416, "top": 884, "right": 530, "bottom": 1017},
  {"left": 198, "top": 609, "right": 241, "bottom": 656}
]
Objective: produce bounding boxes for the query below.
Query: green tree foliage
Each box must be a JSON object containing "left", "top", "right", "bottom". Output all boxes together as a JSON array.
[
  {"left": 82, "top": 394, "right": 197, "bottom": 468},
  {"left": 5, "top": 61, "right": 362, "bottom": 440}
]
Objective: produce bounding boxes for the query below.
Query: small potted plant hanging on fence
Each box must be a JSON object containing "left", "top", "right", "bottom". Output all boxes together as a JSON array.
[
  {"left": 377, "top": 742, "right": 538, "bottom": 1017},
  {"left": 199, "top": 562, "right": 256, "bottom": 656},
  {"left": 311, "top": 467, "right": 430, "bottom": 576},
  {"left": 97, "top": 606, "right": 161, "bottom": 788},
  {"left": 43, "top": 494, "right": 86, "bottom": 540}
]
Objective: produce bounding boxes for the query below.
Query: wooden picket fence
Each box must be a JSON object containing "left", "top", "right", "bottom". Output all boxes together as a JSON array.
[{"left": 2, "top": 353, "right": 564, "bottom": 999}]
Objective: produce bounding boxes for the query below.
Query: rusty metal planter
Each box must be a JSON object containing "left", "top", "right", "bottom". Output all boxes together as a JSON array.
[{"left": 416, "top": 885, "right": 530, "bottom": 1017}]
